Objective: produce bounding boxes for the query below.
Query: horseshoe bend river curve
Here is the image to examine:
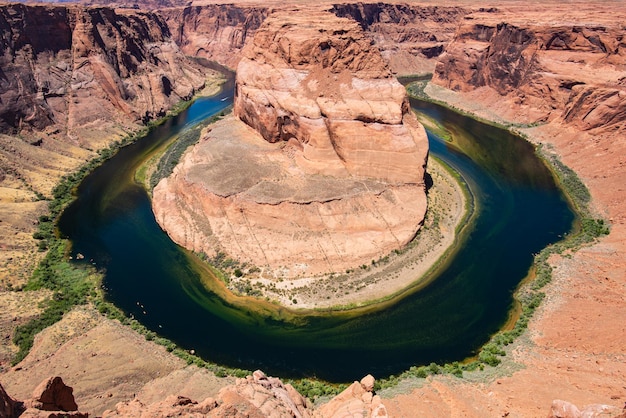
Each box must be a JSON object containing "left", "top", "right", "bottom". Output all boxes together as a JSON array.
[{"left": 58, "top": 79, "right": 575, "bottom": 382}]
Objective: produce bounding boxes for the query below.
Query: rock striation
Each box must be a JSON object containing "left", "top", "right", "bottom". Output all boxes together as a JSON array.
[
  {"left": 432, "top": 9, "right": 626, "bottom": 131},
  {"left": 162, "top": 4, "right": 268, "bottom": 70},
  {"left": 161, "top": 3, "right": 467, "bottom": 75},
  {"left": 0, "top": 4, "right": 207, "bottom": 138},
  {"left": 153, "top": 9, "right": 428, "bottom": 279},
  {"left": 331, "top": 3, "right": 468, "bottom": 75}
]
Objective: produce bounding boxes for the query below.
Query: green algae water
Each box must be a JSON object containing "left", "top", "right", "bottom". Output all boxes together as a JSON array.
[{"left": 59, "top": 79, "right": 574, "bottom": 382}]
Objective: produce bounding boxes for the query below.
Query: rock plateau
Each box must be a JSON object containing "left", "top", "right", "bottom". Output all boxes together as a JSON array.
[{"left": 153, "top": 9, "right": 429, "bottom": 278}]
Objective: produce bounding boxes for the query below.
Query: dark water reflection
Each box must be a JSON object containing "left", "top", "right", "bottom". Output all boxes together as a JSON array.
[{"left": 59, "top": 82, "right": 574, "bottom": 382}]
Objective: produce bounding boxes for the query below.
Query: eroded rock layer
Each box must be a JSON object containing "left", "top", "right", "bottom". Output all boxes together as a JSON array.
[
  {"left": 331, "top": 3, "right": 468, "bottom": 75},
  {"left": 161, "top": 4, "right": 268, "bottom": 70},
  {"left": 432, "top": 9, "right": 626, "bottom": 130},
  {"left": 153, "top": 9, "right": 428, "bottom": 278},
  {"left": 0, "top": 4, "right": 207, "bottom": 138}
]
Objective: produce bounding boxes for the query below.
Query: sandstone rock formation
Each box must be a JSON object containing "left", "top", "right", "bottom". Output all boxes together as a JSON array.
[
  {"left": 1, "top": 381, "right": 19, "bottom": 417},
  {"left": 0, "top": 3, "right": 214, "bottom": 287},
  {"left": 432, "top": 8, "right": 626, "bottom": 129},
  {"left": 1, "top": 376, "right": 88, "bottom": 418},
  {"left": 162, "top": 4, "right": 268, "bottom": 70},
  {"left": 103, "top": 370, "right": 312, "bottom": 417},
  {"left": 331, "top": 3, "right": 468, "bottom": 75},
  {"left": 27, "top": 376, "right": 78, "bottom": 412},
  {"left": 548, "top": 399, "right": 626, "bottom": 418},
  {"left": 161, "top": 3, "right": 468, "bottom": 75},
  {"left": 153, "top": 9, "right": 428, "bottom": 278},
  {"left": 0, "top": 4, "right": 207, "bottom": 139},
  {"left": 315, "top": 374, "right": 388, "bottom": 418}
]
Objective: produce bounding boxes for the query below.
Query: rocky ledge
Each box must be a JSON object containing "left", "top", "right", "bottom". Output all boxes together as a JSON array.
[{"left": 153, "top": 9, "right": 428, "bottom": 279}]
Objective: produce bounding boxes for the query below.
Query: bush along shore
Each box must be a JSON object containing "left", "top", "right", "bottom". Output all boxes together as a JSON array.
[{"left": 13, "top": 82, "right": 610, "bottom": 402}]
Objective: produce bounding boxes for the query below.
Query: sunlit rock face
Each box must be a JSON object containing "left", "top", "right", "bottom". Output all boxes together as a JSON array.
[
  {"left": 153, "top": 9, "right": 429, "bottom": 278},
  {"left": 234, "top": 10, "right": 428, "bottom": 184},
  {"left": 432, "top": 10, "right": 626, "bottom": 130}
]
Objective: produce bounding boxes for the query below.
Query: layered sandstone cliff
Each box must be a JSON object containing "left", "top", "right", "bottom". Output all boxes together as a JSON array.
[
  {"left": 0, "top": 3, "right": 213, "bottom": 286},
  {"left": 331, "top": 3, "right": 468, "bottom": 75},
  {"left": 160, "top": 2, "right": 468, "bottom": 75},
  {"left": 432, "top": 8, "right": 626, "bottom": 130},
  {"left": 0, "top": 4, "right": 207, "bottom": 139},
  {"left": 161, "top": 4, "right": 268, "bottom": 70},
  {"left": 153, "top": 9, "right": 428, "bottom": 279}
]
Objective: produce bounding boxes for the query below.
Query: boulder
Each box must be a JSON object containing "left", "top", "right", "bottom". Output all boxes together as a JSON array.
[{"left": 28, "top": 376, "right": 77, "bottom": 412}]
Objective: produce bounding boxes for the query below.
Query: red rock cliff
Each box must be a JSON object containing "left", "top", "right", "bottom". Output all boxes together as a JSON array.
[
  {"left": 0, "top": 4, "right": 207, "bottom": 138},
  {"left": 161, "top": 4, "right": 268, "bottom": 70},
  {"left": 432, "top": 9, "right": 626, "bottom": 130},
  {"left": 153, "top": 9, "right": 428, "bottom": 280},
  {"left": 331, "top": 2, "right": 468, "bottom": 75}
]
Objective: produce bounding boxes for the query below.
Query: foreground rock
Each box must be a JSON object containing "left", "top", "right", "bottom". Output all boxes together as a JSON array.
[
  {"left": 103, "top": 370, "right": 388, "bottom": 418},
  {"left": 1, "top": 376, "right": 88, "bottom": 417},
  {"left": 548, "top": 399, "right": 626, "bottom": 418},
  {"left": 153, "top": 9, "right": 428, "bottom": 280},
  {"left": 1, "top": 380, "right": 19, "bottom": 417},
  {"left": 315, "top": 374, "right": 388, "bottom": 418}
]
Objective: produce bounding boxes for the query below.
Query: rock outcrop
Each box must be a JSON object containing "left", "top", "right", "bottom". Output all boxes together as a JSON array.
[
  {"left": 432, "top": 8, "right": 626, "bottom": 130},
  {"left": 103, "top": 370, "right": 312, "bottom": 417},
  {"left": 315, "top": 374, "right": 388, "bottom": 418},
  {"left": 1, "top": 376, "right": 88, "bottom": 418},
  {"left": 1, "top": 381, "right": 20, "bottom": 417},
  {"left": 548, "top": 399, "right": 626, "bottom": 418},
  {"left": 153, "top": 9, "right": 428, "bottom": 279},
  {"left": 101, "top": 370, "right": 387, "bottom": 418},
  {"left": 331, "top": 3, "right": 468, "bottom": 75},
  {"left": 161, "top": 4, "right": 268, "bottom": 70},
  {"left": 26, "top": 376, "right": 78, "bottom": 412},
  {"left": 0, "top": 4, "right": 207, "bottom": 138}
]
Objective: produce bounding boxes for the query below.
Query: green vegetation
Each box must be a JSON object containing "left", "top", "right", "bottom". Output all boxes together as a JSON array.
[
  {"left": 149, "top": 107, "right": 231, "bottom": 190},
  {"left": 288, "top": 378, "right": 347, "bottom": 402}
]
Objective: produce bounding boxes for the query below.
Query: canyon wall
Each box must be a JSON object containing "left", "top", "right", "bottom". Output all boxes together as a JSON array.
[
  {"left": 161, "top": 4, "right": 268, "bottom": 70},
  {"left": 153, "top": 9, "right": 428, "bottom": 279},
  {"left": 0, "top": 3, "right": 213, "bottom": 287},
  {"left": 432, "top": 9, "right": 626, "bottom": 129},
  {"left": 160, "top": 2, "right": 468, "bottom": 74},
  {"left": 0, "top": 4, "right": 207, "bottom": 140},
  {"left": 331, "top": 2, "right": 468, "bottom": 75}
]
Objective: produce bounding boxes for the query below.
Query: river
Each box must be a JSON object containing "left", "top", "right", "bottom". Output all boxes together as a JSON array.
[{"left": 58, "top": 79, "right": 574, "bottom": 382}]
